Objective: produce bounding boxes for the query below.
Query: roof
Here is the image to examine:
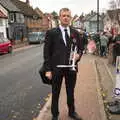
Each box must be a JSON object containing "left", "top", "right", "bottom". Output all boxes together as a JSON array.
[
  {"left": 84, "top": 14, "right": 96, "bottom": 21},
  {"left": 11, "top": 0, "right": 39, "bottom": 17},
  {"left": 35, "top": 7, "right": 44, "bottom": 18},
  {"left": 0, "top": 10, "right": 7, "bottom": 18},
  {"left": 0, "top": 0, "right": 20, "bottom": 12},
  {"left": 84, "top": 13, "right": 102, "bottom": 22}
]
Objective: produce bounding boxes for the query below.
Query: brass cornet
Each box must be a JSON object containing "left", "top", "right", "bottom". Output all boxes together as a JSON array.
[
  {"left": 69, "top": 44, "right": 77, "bottom": 71},
  {"left": 56, "top": 42, "right": 77, "bottom": 71}
]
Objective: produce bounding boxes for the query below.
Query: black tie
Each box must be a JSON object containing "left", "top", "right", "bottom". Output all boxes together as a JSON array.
[{"left": 64, "top": 29, "right": 69, "bottom": 46}]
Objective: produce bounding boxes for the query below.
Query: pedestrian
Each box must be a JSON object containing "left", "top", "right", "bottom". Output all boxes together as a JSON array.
[
  {"left": 100, "top": 32, "right": 109, "bottom": 57},
  {"left": 112, "top": 32, "right": 120, "bottom": 65},
  {"left": 81, "top": 31, "right": 88, "bottom": 54},
  {"left": 43, "top": 8, "right": 84, "bottom": 120},
  {"left": 107, "top": 33, "right": 114, "bottom": 64},
  {"left": 87, "top": 35, "right": 96, "bottom": 54}
]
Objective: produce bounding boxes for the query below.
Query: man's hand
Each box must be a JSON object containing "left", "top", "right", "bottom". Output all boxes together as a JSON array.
[
  {"left": 45, "top": 71, "right": 52, "bottom": 80},
  {"left": 74, "top": 53, "right": 80, "bottom": 61}
]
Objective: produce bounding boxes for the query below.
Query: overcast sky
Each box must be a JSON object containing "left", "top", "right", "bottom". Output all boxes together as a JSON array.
[{"left": 21, "top": 0, "right": 110, "bottom": 15}]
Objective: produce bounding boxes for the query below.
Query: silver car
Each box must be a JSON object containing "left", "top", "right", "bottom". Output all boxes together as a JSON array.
[{"left": 28, "top": 32, "right": 45, "bottom": 44}]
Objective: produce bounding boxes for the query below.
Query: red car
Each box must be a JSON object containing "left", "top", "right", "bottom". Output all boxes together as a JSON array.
[{"left": 0, "top": 38, "right": 12, "bottom": 54}]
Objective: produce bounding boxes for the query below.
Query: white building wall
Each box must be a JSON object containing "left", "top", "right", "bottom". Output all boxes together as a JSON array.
[
  {"left": 0, "top": 19, "right": 8, "bottom": 38},
  {"left": 0, "top": 5, "right": 8, "bottom": 38},
  {"left": 84, "top": 21, "right": 90, "bottom": 32}
]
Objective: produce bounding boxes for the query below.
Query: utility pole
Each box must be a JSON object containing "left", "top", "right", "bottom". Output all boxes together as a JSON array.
[
  {"left": 97, "top": 0, "right": 99, "bottom": 32},
  {"left": 97, "top": 0, "right": 101, "bottom": 53}
]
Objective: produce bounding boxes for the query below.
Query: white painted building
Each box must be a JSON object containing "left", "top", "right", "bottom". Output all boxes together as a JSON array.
[
  {"left": 84, "top": 13, "right": 104, "bottom": 33},
  {"left": 0, "top": 4, "right": 8, "bottom": 38}
]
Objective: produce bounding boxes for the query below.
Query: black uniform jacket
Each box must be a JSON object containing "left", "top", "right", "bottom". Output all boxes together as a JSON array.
[{"left": 43, "top": 26, "right": 84, "bottom": 72}]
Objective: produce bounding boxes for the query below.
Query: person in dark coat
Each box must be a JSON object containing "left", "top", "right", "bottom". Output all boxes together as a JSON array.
[
  {"left": 113, "top": 33, "right": 120, "bottom": 65},
  {"left": 43, "top": 8, "right": 84, "bottom": 120}
]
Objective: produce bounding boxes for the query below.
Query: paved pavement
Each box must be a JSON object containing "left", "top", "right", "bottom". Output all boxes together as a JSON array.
[
  {"left": 12, "top": 42, "right": 39, "bottom": 53},
  {"left": 13, "top": 40, "right": 29, "bottom": 49},
  {"left": 35, "top": 54, "right": 109, "bottom": 120}
]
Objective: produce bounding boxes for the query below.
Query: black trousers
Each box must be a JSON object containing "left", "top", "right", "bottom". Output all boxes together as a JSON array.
[
  {"left": 51, "top": 68, "right": 77, "bottom": 117},
  {"left": 100, "top": 46, "right": 107, "bottom": 56}
]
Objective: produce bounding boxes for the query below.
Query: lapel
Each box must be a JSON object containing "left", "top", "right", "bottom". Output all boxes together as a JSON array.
[
  {"left": 56, "top": 27, "right": 75, "bottom": 48},
  {"left": 70, "top": 27, "right": 74, "bottom": 39},
  {"left": 69, "top": 27, "right": 75, "bottom": 47},
  {"left": 56, "top": 27, "right": 66, "bottom": 47}
]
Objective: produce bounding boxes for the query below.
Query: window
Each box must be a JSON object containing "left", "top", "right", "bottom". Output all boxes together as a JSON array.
[
  {"left": 0, "top": 38, "right": 3, "bottom": 43},
  {"left": 0, "top": 19, "right": 3, "bottom": 26},
  {"left": 16, "top": 13, "right": 24, "bottom": 23},
  {"left": 118, "top": 13, "right": 120, "bottom": 20},
  {"left": 0, "top": 32, "right": 4, "bottom": 38},
  {"left": 9, "top": 13, "right": 14, "bottom": 22}
]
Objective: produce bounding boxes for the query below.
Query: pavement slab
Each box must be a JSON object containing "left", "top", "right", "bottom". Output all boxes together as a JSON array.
[{"left": 96, "top": 56, "right": 120, "bottom": 120}]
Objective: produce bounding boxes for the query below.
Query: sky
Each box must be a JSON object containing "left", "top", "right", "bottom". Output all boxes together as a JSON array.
[{"left": 21, "top": 0, "right": 110, "bottom": 16}]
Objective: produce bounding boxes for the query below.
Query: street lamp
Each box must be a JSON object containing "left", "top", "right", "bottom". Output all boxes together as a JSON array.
[{"left": 97, "top": 0, "right": 99, "bottom": 32}]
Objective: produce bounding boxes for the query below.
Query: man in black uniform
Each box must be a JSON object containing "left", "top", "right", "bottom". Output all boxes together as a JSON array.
[{"left": 44, "top": 8, "right": 84, "bottom": 120}]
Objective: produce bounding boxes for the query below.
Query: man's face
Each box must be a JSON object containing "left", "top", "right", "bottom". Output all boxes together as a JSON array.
[{"left": 59, "top": 10, "right": 71, "bottom": 27}]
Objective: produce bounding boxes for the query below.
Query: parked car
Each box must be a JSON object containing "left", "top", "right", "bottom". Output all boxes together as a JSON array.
[
  {"left": 28, "top": 32, "right": 46, "bottom": 44},
  {"left": 0, "top": 38, "right": 12, "bottom": 54}
]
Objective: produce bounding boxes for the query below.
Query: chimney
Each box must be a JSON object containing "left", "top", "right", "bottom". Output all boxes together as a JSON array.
[{"left": 26, "top": 0, "right": 30, "bottom": 5}]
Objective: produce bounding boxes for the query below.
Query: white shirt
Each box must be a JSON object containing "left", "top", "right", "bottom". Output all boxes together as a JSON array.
[{"left": 59, "top": 25, "right": 70, "bottom": 46}]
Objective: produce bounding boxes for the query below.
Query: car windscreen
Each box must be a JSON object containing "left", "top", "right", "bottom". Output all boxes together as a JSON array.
[{"left": 28, "top": 33, "right": 38, "bottom": 40}]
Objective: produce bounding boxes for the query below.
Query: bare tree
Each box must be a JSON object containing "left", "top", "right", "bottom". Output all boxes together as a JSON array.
[
  {"left": 109, "top": 0, "right": 117, "bottom": 9},
  {"left": 116, "top": 0, "right": 120, "bottom": 8},
  {"left": 109, "top": 0, "right": 120, "bottom": 9}
]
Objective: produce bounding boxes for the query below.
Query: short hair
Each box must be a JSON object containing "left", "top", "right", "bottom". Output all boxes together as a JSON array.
[{"left": 59, "top": 8, "right": 70, "bottom": 16}]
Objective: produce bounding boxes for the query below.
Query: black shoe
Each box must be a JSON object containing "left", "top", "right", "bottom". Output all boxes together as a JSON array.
[
  {"left": 69, "top": 112, "right": 82, "bottom": 120},
  {"left": 52, "top": 116, "right": 58, "bottom": 120}
]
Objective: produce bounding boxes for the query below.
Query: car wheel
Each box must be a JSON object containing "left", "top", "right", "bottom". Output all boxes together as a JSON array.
[{"left": 8, "top": 46, "right": 13, "bottom": 53}]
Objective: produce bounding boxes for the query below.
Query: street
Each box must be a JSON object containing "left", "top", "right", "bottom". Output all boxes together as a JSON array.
[{"left": 0, "top": 44, "right": 51, "bottom": 120}]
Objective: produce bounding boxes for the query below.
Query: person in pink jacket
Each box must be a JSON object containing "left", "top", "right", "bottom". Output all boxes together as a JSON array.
[{"left": 87, "top": 35, "right": 96, "bottom": 54}]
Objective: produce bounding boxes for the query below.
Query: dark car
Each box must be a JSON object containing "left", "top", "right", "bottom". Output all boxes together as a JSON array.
[
  {"left": 0, "top": 38, "right": 12, "bottom": 54},
  {"left": 28, "top": 32, "right": 46, "bottom": 44}
]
